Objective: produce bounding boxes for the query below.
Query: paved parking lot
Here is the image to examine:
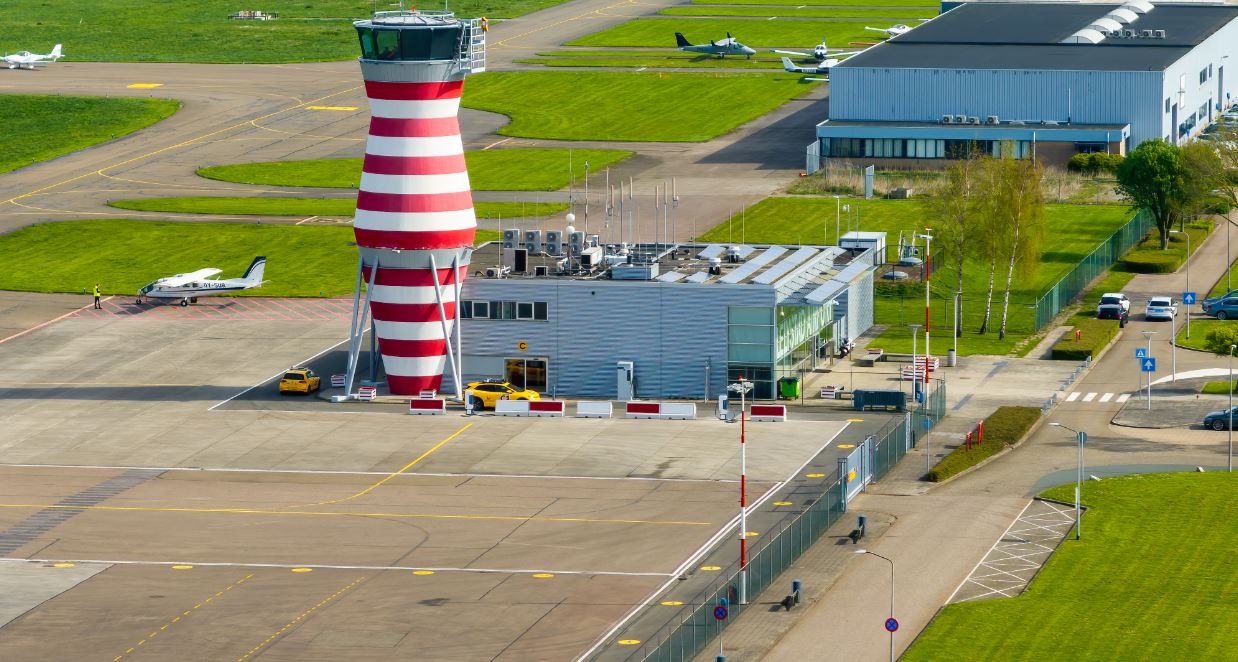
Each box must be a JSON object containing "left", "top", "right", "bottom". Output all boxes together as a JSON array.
[{"left": 0, "top": 295, "right": 881, "bottom": 660}]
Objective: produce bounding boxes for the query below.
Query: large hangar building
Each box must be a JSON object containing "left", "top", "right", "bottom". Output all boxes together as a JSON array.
[{"left": 815, "top": 1, "right": 1238, "bottom": 167}]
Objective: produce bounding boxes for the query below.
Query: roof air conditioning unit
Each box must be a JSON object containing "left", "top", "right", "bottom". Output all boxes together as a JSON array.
[
  {"left": 580, "top": 246, "right": 604, "bottom": 270},
  {"left": 986, "top": 115, "right": 1000, "bottom": 125},
  {"left": 524, "top": 230, "right": 543, "bottom": 255},
  {"left": 555, "top": 258, "right": 569, "bottom": 273},
  {"left": 534, "top": 265, "right": 549, "bottom": 277},
  {"left": 587, "top": 234, "right": 601, "bottom": 248},
  {"left": 941, "top": 114, "right": 954, "bottom": 124},
  {"left": 502, "top": 229, "right": 520, "bottom": 249},
  {"left": 569, "top": 230, "right": 586, "bottom": 255},
  {"left": 968, "top": 116, "right": 981, "bottom": 124},
  {"left": 1153, "top": 29, "right": 1166, "bottom": 38},
  {"left": 544, "top": 230, "right": 563, "bottom": 256},
  {"left": 726, "top": 245, "right": 742, "bottom": 263},
  {"left": 953, "top": 114, "right": 967, "bottom": 124},
  {"left": 1121, "top": 29, "right": 1135, "bottom": 38},
  {"left": 1139, "top": 29, "right": 1153, "bottom": 38},
  {"left": 485, "top": 267, "right": 501, "bottom": 278}
]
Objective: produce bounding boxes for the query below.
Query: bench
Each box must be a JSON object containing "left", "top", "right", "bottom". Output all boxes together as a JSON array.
[{"left": 856, "top": 348, "right": 885, "bottom": 367}]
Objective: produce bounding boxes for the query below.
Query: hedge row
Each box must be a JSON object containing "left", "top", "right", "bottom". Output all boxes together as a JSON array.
[
  {"left": 1118, "top": 220, "right": 1212, "bottom": 274},
  {"left": 1051, "top": 317, "right": 1121, "bottom": 360},
  {"left": 927, "top": 406, "right": 1041, "bottom": 482}
]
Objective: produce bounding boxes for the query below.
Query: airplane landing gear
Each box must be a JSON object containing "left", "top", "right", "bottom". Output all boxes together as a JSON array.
[{"left": 179, "top": 299, "right": 189, "bottom": 307}]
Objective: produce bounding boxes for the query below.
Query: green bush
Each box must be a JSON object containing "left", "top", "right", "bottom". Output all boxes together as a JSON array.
[
  {"left": 1051, "top": 317, "right": 1121, "bottom": 360},
  {"left": 1119, "top": 250, "right": 1182, "bottom": 273},
  {"left": 1203, "top": 324, "right": 1238, "bottom": 356},
  {"left": 1067, "top": 153, "right": 1091, "bottom": 173},
  {"left": 927, "top": 406, "right": 1041, "bottom": 482},
  {"left": 1067, "top": 152, "right": 1124, "bottom": 174}
]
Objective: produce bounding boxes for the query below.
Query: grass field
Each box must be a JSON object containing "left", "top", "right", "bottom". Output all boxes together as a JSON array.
[
  {"left": 108, "top": 197, "right": 568, "bottom": 220},
  {"left": 1201, "top": 380, "right": 1238, "bottom": 394},
  {"left": 462, "top": 71, "right": 817, "bottom": 142},
  {"left": 197, "top": 148, "right": 632, "bottom": 191},
  {"left": 692, "top": 0, "right": 934, "bottom": 6},
  {"left": 1207, "top": 256, "right": 1238, "bottom": 297},
  {"left": 0, "top": 95, "right": 179, "bottom": 175},
  {"left": 0, "top": 220, "right": 495, "bottom": 297},
  {"left": 0, "top": 0, "right": 567, "bottom": 63},
  {"left": 699, "top": 197, "right": 1133, "bottom": 355},
  {"left": 904, "top": 472, "right": 1238, "bottom": 661},
  {"left": 662, "top": 7, "right": 935, "bottom": 18},
  {"left": 518, "top": 54, "right": 786, "bottom": 70},
  {"left": 1175, "top": 318, "right": 1229, "bottom": 351},
  {"left": 566, "top": 19, "right": 881, "bottom": 49}
]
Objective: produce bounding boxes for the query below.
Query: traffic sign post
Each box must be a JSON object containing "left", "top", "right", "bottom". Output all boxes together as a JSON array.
[
  {"left": 885, "top": 617, "right": 899, "bottom": 632},
  {"left": 1141, "top": 357, "right": 1157, "bottom": 372},
  {"left": 1183, "top": 291, "right": 1195, "bottom": 339},
  {"left": 714, "top": 600, "right": 729, "bottom": 659},
  {"left": 713, "top": 605, "right": 729, "bottom": 621},
  {"left": 1135, "top": 347, "right": 1147, "bottom": 359}
]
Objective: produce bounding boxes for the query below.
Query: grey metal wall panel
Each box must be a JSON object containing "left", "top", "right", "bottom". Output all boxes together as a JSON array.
[
  {"left": 830, "top": 68, "right": 1164, "bottom": 143},
  {"left": 1160, "top": 19, "right": 1238, "bottom": 143},
  {"left": 444, "top": 279, "right": 773, "bottom": 399}
]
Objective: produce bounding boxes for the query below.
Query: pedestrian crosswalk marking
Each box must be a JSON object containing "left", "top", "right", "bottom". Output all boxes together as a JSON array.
[
  {"left": 1066, "top": 391, "right": 1132, "bottom": 404},
  {"left": 1066, "top": 392, "right": 1080, "bottom": 402},
  {"left": 1082, "top": 392, "right": 1096, "bottom": 402},
  {"left": 1099, "top": 393, "right": 1113, "bottom": 402},
  {"left": 1116, "top": 393, "right": 1131, "bottom": 403}
]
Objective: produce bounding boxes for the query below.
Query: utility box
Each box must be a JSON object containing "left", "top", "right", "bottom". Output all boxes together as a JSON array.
[
  {"left": 852, "top": 389, "right": 906, "bottom": 412},
  {"left": 778, "top": 376, "right": 801, "bottom": 400},
  {"left": 617, "top": 360, "right": 635, "bottom": 401}
]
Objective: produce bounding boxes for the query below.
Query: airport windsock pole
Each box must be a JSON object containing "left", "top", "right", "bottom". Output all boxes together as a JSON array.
[{"left": 349, "top": 10, "right": 485, "bottom": 396}]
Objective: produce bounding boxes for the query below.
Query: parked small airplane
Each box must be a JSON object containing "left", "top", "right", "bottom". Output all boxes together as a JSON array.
[
  {"left": 780, "top": 57, "right": 833, "bottom": 80},
  {"left": 675, "top": 32, "right": 756, "bottom": 59},
  {"left": 771, "top": 40, "right": 858, "bottom": 63},
  {"left": 137, "top": 256, "right": 267, "bottom": 306},
  {"left": 864, "top": 21, "right": 929, "bottom": 38},
  {"left": 4, "top": 44, "right": 63, "bottom": 70}
]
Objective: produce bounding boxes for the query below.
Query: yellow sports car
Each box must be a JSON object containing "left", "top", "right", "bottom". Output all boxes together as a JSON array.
[
  {"left": 464, "top": 380, "right": 540, "bottom": 409},
  {"left": 279, "top": 368, "right": 321, "bottom": 394}
]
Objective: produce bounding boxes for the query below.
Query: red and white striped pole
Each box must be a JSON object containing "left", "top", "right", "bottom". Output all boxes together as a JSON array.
[
  {"left": 923, "top": 229, "right": 933, "bottom": 393},
  {"left": 738, "top": 376, "right": 750, "bottom": 605}
]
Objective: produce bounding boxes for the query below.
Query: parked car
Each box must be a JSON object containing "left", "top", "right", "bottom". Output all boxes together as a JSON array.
[
  {"left": 1096, "top": 293, "right": 1131, "bottom": 321},
  {"left": 279, "top": 367, "right": 320, "bottom": 394},
  {"left": 1202, "top": 289, "right": 1238, "bottom": 313},
  {"left": 1204, "top": 296, "right": 1238, "bottom": 320},
  {"left": 1202, "top": 406, "right": 1238, "bottom": 430},
  {"left": 1144, "top": 296, "right": 1177, "bottom": 321},
  {"left": 463, "top": 379, "right": 541, "bottom": 409}
]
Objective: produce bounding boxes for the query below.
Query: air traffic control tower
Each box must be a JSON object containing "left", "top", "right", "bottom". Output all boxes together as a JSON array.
[{"left": 344, "top": 10, "right": 486, "bottom": 397}]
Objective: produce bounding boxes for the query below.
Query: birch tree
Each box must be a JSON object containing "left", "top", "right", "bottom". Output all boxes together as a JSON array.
[
  {"left": 926, "top": 156, "right": 981, "bottom": 338},
  {"left": 974, "top": 155, "right": 1007, "bottom": 335},
  {"left": 996, "top": 151, "right": 1046, "bottom": 340}
]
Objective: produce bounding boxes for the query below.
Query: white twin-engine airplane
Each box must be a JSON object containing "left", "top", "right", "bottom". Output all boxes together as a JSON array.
[
  {"left": 137, "top": 256, "right": 267, "bottom": 306},
  {"left": 4, "top": 44, "right": 63, "bottom": 70}
]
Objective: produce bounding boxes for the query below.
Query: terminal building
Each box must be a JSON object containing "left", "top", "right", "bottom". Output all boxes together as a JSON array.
[
  {"left": 814, "top": 1, "right": 1238, "bottom": 167},
  {"left": 441, "top": 233, "right": 877, "bottom": 401}
]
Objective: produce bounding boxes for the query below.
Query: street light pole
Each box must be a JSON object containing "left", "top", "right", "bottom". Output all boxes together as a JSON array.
[
  {"left": 1230, "top": 345, "right": 1235, "bottom": 472},
  {"left": 728, "top": 377, "right": 754, "bottom": 604},
  {"left": 1142, "top": 331, "right": 1155, "bottom": 411},
  {"left": 1050, "top": 423, "right": 1087, "bottom": 540},
  {"left": 1171, "top": 230, "right": 1192, "bottom": 339},
  {"left": 855, "top": 549, "right": 895, "bottom": 662},
  {"left": 833, "top": 195, "right": 840, "bottom": 245},
  {"left": 917, "top": 230, "right": 934, "bottom": 394}
]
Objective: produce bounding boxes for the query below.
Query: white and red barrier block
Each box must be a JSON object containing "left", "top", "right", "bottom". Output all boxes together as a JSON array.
[
  {"left": 494, "top": 400, "right": 566, "bottom": 417},
  {"left": 408, "top": 398, "right": 446, "bottom": 415},
  {"left": 331, "top": 374, "right": 346, "bottom": 388},
  {"left": 575, "top": 401, "right": 613, "bottom": 418},
  {"left": 357, "top": 386, "right": 378, "bottom": 401},
  {"left": 750, "top": 404, "right": 787, "bottom": 422},
  {"left": 625, "top": 402, "right": 696, "bottom": 420}
]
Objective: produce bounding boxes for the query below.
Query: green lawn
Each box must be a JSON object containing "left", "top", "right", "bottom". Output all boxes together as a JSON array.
[
  {"left": 905, "top": 472, "right": 1238, "bottom": 661},
  {"left": 662, "top": 6, "right": 935, "bottom": 18},
  {"left": 699, "top": 197, "right": 1133, "bottom": 355},
  {"left": 1201, "top": 380, "right": 1238, "bottom": 394},
  {"left": 108, "top": 197, "right": 568, "bottom": 220},
  {"left": 1175, "top": 318, "right": 1229, "bottom": 351},
  {"left": 0, "top": 95, "right": 179, "bottom": 175},
  {"left": 518, "top": 55, "right": 786, "bottom": 70},
  {"left": 1207, "top": 255, "right": 1238, "bottom": 298},
  {"left": 0, "top": 220, "right": 497, "bottom": 298},
  {"left": 462, "top": 71, "right": 817, "bottom": 142},
  {"left": 197, "top": 148, "right": 632, "bottom": 192},
  {"left": 566, "top": 19, "right": 881, "bottom": 48},
  {"left": 692, "top": 0, "right": 934, "bottom": 6},
  {"left": 0, "top": 0, "right": 568, "bottom": 63}
]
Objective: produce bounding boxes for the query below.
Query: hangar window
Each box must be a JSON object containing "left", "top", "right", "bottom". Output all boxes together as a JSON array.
[
  {"left": 1200, "top": 68, "right": 1208, "bottom": 85},
  {"left": 1165, "top": 98, "right": 1172, "bottom": 114},
  {"left": 533, "top": 302, "right": 548, "bottom": 321},
  {"left": 459, "top": 300, "right": 548, "bottom": 322},
  {"left": 1199, "top": 102, "right": 1209, "bottom": 121},
  {"left": 517, "top": 302, "right": 534, "bottom": 320},
  {"left": 472, "top": 301, "right": 489, "bottom": 318}
]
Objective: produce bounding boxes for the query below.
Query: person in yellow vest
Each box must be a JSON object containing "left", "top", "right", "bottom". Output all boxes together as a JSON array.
[{"left": 93, "top": 283, "right": 101, "bottom": 309}]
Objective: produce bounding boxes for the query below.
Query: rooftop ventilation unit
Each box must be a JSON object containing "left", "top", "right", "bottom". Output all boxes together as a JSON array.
[
  {"left": 524, "top": 230, "right": 543, "bottom": 256},
  {"left": 534, "top": 265, "right": 549, "bottom": 277},
  {"left": 580, "top": 246, "right": 604, "bottom": 270},
  {"left": 941, "top": 114, "right": 954, "bottom": 124},
  {"left": 954, "top": 114, "right": 967, "bottom": 124},
  {"left": 986, "top": 115, "right": 1000, "bottom": 125},
  {"left": 968, "top": 116, "right": 981, "bottom": 125},
  {"left": 1121, "top": 29, "right": 1135, "bottom": 38},
  {"left": 502, "top": 229, "right": 520, "bottom": 249},
  {"left": 544, "top": 230, "right": 563, "bottom": 257},
  {"left": 726, "top": 245, "right": 743, "bottom": 263},
  {"left": 1139, "top": 29, "right": 1153, "bottom": 38},
  {"left": 1153, "top": 29, "right": 1166, "bottom": 38},
  {"left": 569, "top": 231, "right": 586, "bottom": 255}
]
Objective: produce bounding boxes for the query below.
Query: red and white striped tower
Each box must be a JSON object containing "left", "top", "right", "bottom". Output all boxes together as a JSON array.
[{"left": 350, "top": 10, "right": 485, "bottom": 395}]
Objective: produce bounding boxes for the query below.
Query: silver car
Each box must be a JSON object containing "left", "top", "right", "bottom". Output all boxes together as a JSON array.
[{"left": 1145, "top": 296, "right": 1177, "bottom": 321}]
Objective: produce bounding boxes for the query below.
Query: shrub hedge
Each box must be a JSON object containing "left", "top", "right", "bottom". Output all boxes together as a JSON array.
[
  {"left": 1118, "top": 220, "right": 1211, "bottom": 274},
  {"left": 1051, "top": 317, "right": 1121, "bottom": 360},
  {"left": 926, "top": 406, "right": 1041, "bottom": 482},
  {"left": 1067, "top": 152, "right": 1124, "bottom": 174}
]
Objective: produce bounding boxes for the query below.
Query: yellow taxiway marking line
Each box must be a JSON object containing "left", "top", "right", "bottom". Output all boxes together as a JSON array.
[
  {"left": 236, "top": 576, "right": 366, "bottom": 662},
  {"left": 112, "top": 573, "right": 253, "bottom": 662},
  {"left": 0, "top": 502, "right": 710, "bottom": 526},
  {"left": 2, "top": 84, "right": 362, "bottom": 207},
  {"left": 304, "top": 105, "right": 358, "bottom": 111},
  {"left": 300, "top": 422, "right": 473, "bottom": 507},
  {"left": 126, "top": 83, "right": 163, "bottom": 89},
  {"left": 0, "top": 382, "right": 198, "bottom": 387}
]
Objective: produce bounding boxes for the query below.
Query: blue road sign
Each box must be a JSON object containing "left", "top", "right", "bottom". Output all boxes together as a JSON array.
[
  {"left": 1183, "top": 291, "right": 1197, "bottom": 305},
  {"left": 885, "top": 618, "right": 899, "bottom": 632},
  {"left": 714, "top": 606, "right": 729, "bottom": 621},
  {"left": 1135, "top": 347, "right": 1147, "bottom": 359},
  {"left": 1141, "top": 357, "right": 1157, "bottom": 372},
  {"left": 923, "top": 418, "right": 933, "bottom": 430}
]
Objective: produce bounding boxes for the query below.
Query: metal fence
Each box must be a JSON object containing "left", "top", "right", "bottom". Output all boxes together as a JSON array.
[
  {"left": 613, "top": 380, "right": 946, "bottom": 662},
  {"left": 1031, "top": 210, "right": 1152, "bottom": 331}
]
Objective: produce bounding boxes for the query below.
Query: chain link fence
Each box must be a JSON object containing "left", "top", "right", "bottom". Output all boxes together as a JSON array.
[{"left": 606, "top": 380, "right": 946, "bottom": 662}]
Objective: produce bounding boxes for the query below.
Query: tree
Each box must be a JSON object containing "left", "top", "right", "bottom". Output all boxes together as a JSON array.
[
  {"left": 974, "top": 155, "right": 1007, "bottom": 335},
  {"left": 1177, "top": 141, "right": 1225, "bottom": 227},
  {"left": 926, "top": 156, "right": 981, "bottom": 338},
  {"left": 1115, "top": 139, "right": 1185, "bottom": 250},
  {"left": 1205, "top": 325, "right": 1238, "bottom": 358},
  {"left": 996, "top": 150, "right": 1046, "bottom": 340}
]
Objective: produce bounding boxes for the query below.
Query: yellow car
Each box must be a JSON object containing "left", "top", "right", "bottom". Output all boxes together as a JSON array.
[
  {"left": 279, "top": 368, "right": 321, "bottom": 395},
  {"left": 464, "top": 380, "right": 540, "bottom": 409}
]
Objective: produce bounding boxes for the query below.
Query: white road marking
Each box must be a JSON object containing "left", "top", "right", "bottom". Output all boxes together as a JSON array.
[
  {"left": 1099, "top": 393, "right": 1113, "bottom": 402},
  {"left": 1065, "top": 392, "right": 1080, "bottom": 402},
  {"left": 1116, "top": 393, "right": 1131, "bottom": 403},
  {"left": 0, "top": 297, "right": 114, "bottom": 345},
  {"left": 1082, "top": 392, "right": 1097, "bottom": 402},
  {"left": 206, "top": 337, "right": 350, "bottom": 411}
]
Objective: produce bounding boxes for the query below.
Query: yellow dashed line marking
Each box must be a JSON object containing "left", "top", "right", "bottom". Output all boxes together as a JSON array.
[
  {"left": 236, "top": 576, "right": 367, "bottom": 662},
  {"left": 532, "top": 573, "right": 554, "bottom": 579},
  {"left": 773, "top": 501, "right": 794, "bottom": 506},
  {"left": 660, "top": 601, "right": 683, "bottom": 606},
  {"left": 52, "top": 562, "right": 75, "bottom": 567},
  {"left": 847, "top": 418, "right": 865, "bottom": 422},
  {"left": 618, "top": 639, "right": 641, "bottom": 645},
  {"left": 291, "top": 568, "right": 313, "bottom": 573},
  {"left": 806, "top": 473, "right": 826, "bottom": 478},
  {"left": 412, "top": 570, "right": 435, "bottom": 575},
  {"left": 837, "top": 444, "right": 856, "bottom": 449},
  {"left": 112, "top": 573, "right": 253, "bottom": 662},
  {"left": 305, "top": 105, "right": 358, "bottom": 111},
  {"left": 745, "top": 531, "right": 760, "bottom": 537},
  {"left": 700, "top": 566, "right": 721, "bottom": 571},
  {"left": 126, "top": 83, "right": 163, "bottom": 89},
  {"left": 172, "top": 565, "right": 193, "bottom": 570}
]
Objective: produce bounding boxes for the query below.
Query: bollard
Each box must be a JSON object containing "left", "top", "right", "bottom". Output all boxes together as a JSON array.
[
  {"left": 978, "top": 419, "right": 984, "bottom": 443},
  {"left": 1075, "top": 328, "right": 1082, "bottom": 342},
  {"left": 792, "top": 579, "right": 802, "bottom": 604}
]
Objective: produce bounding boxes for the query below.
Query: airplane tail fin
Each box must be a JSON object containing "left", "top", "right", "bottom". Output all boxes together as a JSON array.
[
  {"left": 242, "top": 256, "right": 266, "bottom": 284},
  {"left": 781, "top": 57, "right": 795, "bottom": 72},
  {"left": 674, "top": 32, "right": 690, "bottom": 48},
  {"left": 49, "top": 44, "right": 62, "bottom": 60}
]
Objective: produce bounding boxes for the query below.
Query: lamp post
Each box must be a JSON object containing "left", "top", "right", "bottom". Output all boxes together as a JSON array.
[
  {"left": 854, "top": 549, "right": 895, "bottom": 662},
  {"left": 916, "top": 229, "right": 934, "bottom": 391},
  {"left": 951, "top": 290, "right": 961, "bottom": 367},
  {"left": 1230, "top": 345, "right": 1235, "bottom": 472},
  {"left": 727, "top": 377, "right": 754, "bottom": 604},
  {"left": 1170, "top": 229, "right": 1191, "bottom": 339},
  {"left": 907, "top": 324, "right": 921, "bottom": 398},
  {"left": 833, "top": 195, "right": 841, "bottom": 245},
  {"left": 1049, "top": 423, "right": 1087, "bottom": 539},
  {"left": 1141, "top": 330, "right": 1155, "bottom": 411}
]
